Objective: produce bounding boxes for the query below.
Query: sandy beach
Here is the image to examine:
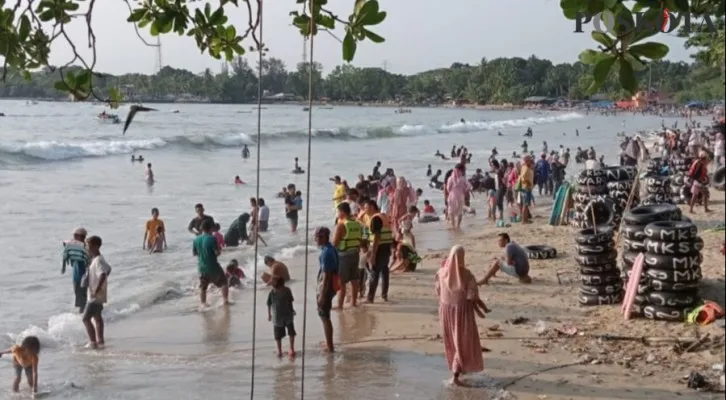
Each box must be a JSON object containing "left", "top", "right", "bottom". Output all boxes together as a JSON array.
[{"left": 337, "top": 190, "right": 725, "bottom": 400}]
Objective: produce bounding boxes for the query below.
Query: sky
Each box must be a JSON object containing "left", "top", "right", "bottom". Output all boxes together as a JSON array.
[{"left": 49, "top": 0, "right": 694, "bottom": 76}]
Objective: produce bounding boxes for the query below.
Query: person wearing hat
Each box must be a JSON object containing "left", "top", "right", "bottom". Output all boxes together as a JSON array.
[
  {"left": 314, "top": 226, "right": 338, "bottom": 353},
  {"left": 261, "top": 256, "right": 290, "bottom": 285},
  {"left": 62, "top": 227, "right": 89, "bottom": 313},
  {"left": 687, "top": 150, "right": 712, "bottom": 213}
]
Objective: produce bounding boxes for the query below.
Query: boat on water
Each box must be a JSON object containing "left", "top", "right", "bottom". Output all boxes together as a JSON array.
[
  {"left": 395, "top": 108, "right": 412, "bottom": 114},
  {"left": 97, "top": 112, "right": 121, "bottom": 124}
]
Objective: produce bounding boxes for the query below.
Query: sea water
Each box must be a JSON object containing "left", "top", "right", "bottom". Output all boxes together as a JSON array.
[{"left": 0, "top": 100, "right": 676, "bottom": 399}]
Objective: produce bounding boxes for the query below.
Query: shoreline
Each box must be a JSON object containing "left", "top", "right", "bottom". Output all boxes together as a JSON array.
[{"left": 336, "top": 190, "right": 725, "bottom": 399}]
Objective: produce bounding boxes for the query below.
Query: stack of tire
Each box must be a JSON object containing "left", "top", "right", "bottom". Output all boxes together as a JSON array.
[
  {"left": 619, "top": 203, "right": 686, "bottom": 317},
  {"left": 642, "top": 175, "right": 674, "bottom": 206},
  {"left": 646, "top": 157, "right": 665, "bottom": 175},
  {"left": 574, "top": 226, "right": 623, "bottom": 306},
  {"left": 713, "top": 166, "right": 726, "bottom": 192},
  {"left": 603, "top": 165, "right": 639, "bottom": 228},
  {"left": 641, "top": 220, "right": 703, "bottom": 321},
  {"left": 570, "top": 169, "right": 616, "bottom": 229},
  {"left": 670, "top": 157, "right": 692, "bottom": 204}
]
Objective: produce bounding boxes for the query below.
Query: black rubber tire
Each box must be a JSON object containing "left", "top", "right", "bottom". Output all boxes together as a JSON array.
[
  {"left": 580, "top": 283, "right": 623, "bottom": 296},
  {"left": 580, "top": 272, "right": 621, "bottom": 286},
  {"left": 580, "top": 263, "right": 618, "bottom": 274},
  {"left": 643, "top": 237, "right": 704, "bottom": 256},
  {"left": 574, "top": 241, "right": 615, "bottom": 255},
  {"left": 646, "top": 185, "right": 672, "bottom": 195},
  {"left": 582, "top": 198, "right": 616, "bottom": 227},
  {"left": 622, "top": 203, "right": 681, "bottom": 225},
  {"left": 578, "top": 292, "right": 623, "bottom": 306},
  {"left": 647, "top": 290, "right": 700, "bottom": 307},
  {"left": 574, "top": 250, "right": 617, "bottom": 266},
  {"left": 633, "top": 295, "right": 649, "bottom": 306},
  {"left": 643, "top": 220, "right": 698, "bottom": 242},
  {"left": 643, "top": 193, "right": 673, "bottom": 204},
  {"left": 574, "top": 192, "right": 608, "bottom": 205},
  {"left": 569, "top": 217, "right": 588, "bottom": 229},
  {"left": 621, "top": 238, "right": 645, "bottom": 253},
  {"left": 620, "top": 251, "right": 641, "bottom": 269},
  {"left": 608, "top": 189, "right": 631, "bottom": 199},
  {"left": 577, "top": 175, "right": 606, "bottom": 186},
  {"left": 642, "top": 305, "right": 692, "bottom": 322},
  {"left": 607, "top": 180, "right": 633, "bottom": 191},
  {"left": 644, "top": 266, "right": 702, "bottom": 283},
  {"left": 641, "top": 198, "right": 675, "bottom": 206},
  {"left": 574, "top": 227, "right": 614, "bottom": 245},
  {"left": 649, "top": 279, "right": 700, "bottom": 292},
  {"left": 672, "top": 174, "right": 685, "bottom": 186},
  {"left": 628, "top": 303, "right": 645, "bottom": 318},
  {"left": 621, "top": 223, "right": 646, "bottom": 240},
  {"left": 524, "top": 245, "right": 557, "bottom": 260},
  {"left": 643, "top": 252, "right": 703, "bottom": 270},
  {"left": 712, "top": 166, "right": 725, "bottom": 190},
  {"left": 603, "top": 166, "right": 633, "bottom": 182},
  {"left": 573, "top": 201, "right": 588, "bottom": 213},
  {"left": 646, "top": 176, "right": 671, "bottom": 188},
  {"left": 579, "top": 168, "right": 606, "bottom": 179}
]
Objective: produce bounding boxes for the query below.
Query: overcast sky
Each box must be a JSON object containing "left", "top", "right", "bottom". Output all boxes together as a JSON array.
[{"left": 51, "top": 0, "right": 693, "bottom": 75}]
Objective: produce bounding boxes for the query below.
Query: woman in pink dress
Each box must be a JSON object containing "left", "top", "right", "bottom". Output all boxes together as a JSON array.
[
  {"left": 445, "top": 166, "right": 470, "bottom": 230},
  {"left": 391, "top": 176, "right": 415, "bottom": 234},
  {"left": 435, "top": 245, "right": 490, "bottom": 386}
]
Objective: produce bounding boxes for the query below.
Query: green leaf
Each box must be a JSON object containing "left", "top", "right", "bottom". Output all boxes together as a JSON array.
[
  {"left": 591, "top": 31, "right": 614, "bottom": 48},
  {"left": 225, "top": 25, "right": 236, "bottom": 40},
  {"left": 672, "top": 0, "right": 689, "bottom": 12},
  {"left": 18, "top": 15, "right": 30, "bottom": 42},
  {"left": 623, "top": 53, "right": 648, "bottom": 71},
  {"left": 75, "top": 70, "right": 91, "bottom": 86},
  {"left": 578, "top": 49, "right": 604, "bottom": 65},
  {"left": 150, "top": 21, "right": 160, "bottom": 36},
  {"left": 618, "top": 58, "right": 637, "bottom": 93},
  {"left": 629, "top": 42, "right": 669, "bottom": 59},
  {"left": 603, "top": 0, "right": 617, "bottom": 8},
  {"left": 54, "top": 80, "right": 69, "bottom": 92},
  {"left": 593, "top": 54, "right": 617, "bottom": 84},
  {"left": 127, "top": 9, "right": 147, "bottom": 23},
  {"left": 587, "top": 0, "right": 604, "bottom": 15},
  {"left": 342, "top": 32, "right": 356, "bottom": 62},
  {"left": 363, "top": 29, "right": 384, "bottom": 43},
  {"left": 22, "top": 70, "right": 31, "bottom": 81},
  {"left": 317, "top": 14, "right": 335, "bottom": 29},
  {"left": 560, "top": 0, "right": 585, "bottom": 12}
]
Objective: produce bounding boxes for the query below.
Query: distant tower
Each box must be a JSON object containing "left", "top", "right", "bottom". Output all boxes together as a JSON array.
[
  {"left": 382, "top": 60, "right": 388, "bottom": 71},
  {"left": 154, "top": 37, "right": 163, "bottom": 73}
]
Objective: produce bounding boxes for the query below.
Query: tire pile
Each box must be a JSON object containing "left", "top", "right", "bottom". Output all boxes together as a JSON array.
[
  {"left": 642, "top": 175, "right": 674, "bottom": 206},
  {"left": 670, "top": 157, "right": 692, "bottom": 204},
  {"left": 620, "top": 204, "right": 702, "bottom": 321},
  {"left": 574, "top": 226, "right": 623, "bottom": 306},
  {"left": 570, "top": 169, "right": 614, "bottom": 229},
  {"left": 604, "top": 166, "right": 639, "bottom": 227}
]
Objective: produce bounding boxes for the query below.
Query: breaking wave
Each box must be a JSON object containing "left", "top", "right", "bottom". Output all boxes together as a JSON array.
[{"left": 0, "top": 112, "right": 583, "bottom": 163}]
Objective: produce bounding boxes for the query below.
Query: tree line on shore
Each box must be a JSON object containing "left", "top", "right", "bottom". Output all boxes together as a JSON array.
[{"left": 0, "top": 55, "right": 722, "bottom": 105}]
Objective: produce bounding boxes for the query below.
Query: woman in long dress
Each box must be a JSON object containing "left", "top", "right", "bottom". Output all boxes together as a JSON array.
[
  {"left": 391, "top": 176, "right": 415, "bottom": 234},
  {"left": 435, "top": 245, "right": 489, "bottom": 386},
  {"left": 445, "top": 167, "right": 470, "bottom": 230}
]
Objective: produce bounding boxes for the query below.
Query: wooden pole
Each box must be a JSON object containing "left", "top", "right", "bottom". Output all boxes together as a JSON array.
[
  {"left": 585, "top": 181, "right": 598, "bottom": 234},
  {"left": 614, "top": 165, "right": 645, "bottom": 248}
]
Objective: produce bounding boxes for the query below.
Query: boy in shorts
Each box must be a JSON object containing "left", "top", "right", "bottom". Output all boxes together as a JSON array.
[
  {"left": 267, "top": 276, "right": 296, "bottom": 358},
  {"left": 83, "top": 235, "right": 112, "bottom": 349},
  {"left": 193, "top": 220, "right": 230, "bottom": 306}
]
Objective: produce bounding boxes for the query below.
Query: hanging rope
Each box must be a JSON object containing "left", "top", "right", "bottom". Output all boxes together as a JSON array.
[
  {"left": 299, "top": 0, "right": 316, "bottom": 397},
  {"left": 249, "top": 1, "right": 264, "bottom": 398}
]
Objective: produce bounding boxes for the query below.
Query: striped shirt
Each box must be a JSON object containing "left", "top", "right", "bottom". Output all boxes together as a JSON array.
[{"left": 63, "top": 240, "right": 89, "bottom": 282}]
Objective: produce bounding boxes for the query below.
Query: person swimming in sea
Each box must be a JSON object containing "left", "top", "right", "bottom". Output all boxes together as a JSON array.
[
  {"left": 426, "top": 164, "right": 432, "bottom": 177},
  {"left": 434, "top": 150, "right": 449, "bottom": 160},
  {"left": 460, "top": 118, "right": 465, "bottom": 123},
  {"left": 235, "top": 176, "right": 245, "bottom": 185},
  {"left": 497, "top": 131, "right": 503, "bottom": 136},
  {"left": 292, "top": 158, "right": 304, "bottom": 174},
  {"left": 512, "top": 151, "right": 520, "bottom": 159},
  {"left": 521, "top": 140, "right": 528, "bottom": 153},
  {"left": 131, "top": 155, "right": 144, "bottom": 162},
  {"left": 429, "top": 169, "right": 443, "bottom": 190},
  {"left": 241, "top": 145, "right": 250, "bottom": 159},
  {"left": 524, "top": 127, "right": 533, "bottom": 137}
]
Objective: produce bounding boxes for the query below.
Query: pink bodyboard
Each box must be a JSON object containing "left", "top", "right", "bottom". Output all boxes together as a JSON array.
[{"left": 621, "top": 253, "right": 645, "bottom": 321}]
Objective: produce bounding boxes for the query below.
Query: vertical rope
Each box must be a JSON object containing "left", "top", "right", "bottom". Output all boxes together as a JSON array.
[
  {"left": 250, "top": 1, "right": 263, "bottom": 398},
  {"left": 299, "top": 0, "right": 315, "bottom": 398}
]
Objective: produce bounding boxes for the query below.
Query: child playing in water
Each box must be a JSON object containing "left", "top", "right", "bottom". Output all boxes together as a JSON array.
[
  {"left": 148, "top": 224, "right": 167, "bottom": 253},
  {"left": 0, "top": 336, "right": 40, "bottom": 393},
  {"left": 397, "top": 206, "right": 418, "bottom": 249},
  {"left": 419, "top": 200, "right": 440, "bottom": 223},
  {"left": 212, "top": 223, "right": 225, "bottom": 250},
  {"left": 487, "top": 189, "right": 497, "bottom": 220},
  {"left": 226, "top": 259, "right": 245, "bottom": 288},
  {"left": 391, "top": 206, "right": 422, "bottom": 273},
  {"left": 266, "top": 276, "right": 296, "bottom": 358}
]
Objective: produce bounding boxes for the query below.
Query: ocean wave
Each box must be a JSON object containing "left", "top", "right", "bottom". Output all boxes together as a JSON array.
[
  {"left": 7, "top": 281, "right": 186, "bottom": 348},
  {"left": 0, "top": 112, "right": 583, "bottom": 163}
]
